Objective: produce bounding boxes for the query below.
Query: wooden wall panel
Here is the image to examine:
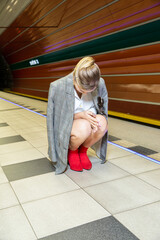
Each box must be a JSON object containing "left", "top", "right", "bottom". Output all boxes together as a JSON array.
[
  {"left": 102, "top": 75, "right": 160, "bottom": 85},
  {"left": 109, "top": 99, "right": 160, "bottom": 120},
  {"left": 2, "top": 0, "right": 159, "bottom": 64},
  {"left": 108, "top": 91, "right": 160, "bottom": 103},
  {"left": 11, "top": 87, "right": 48, "bottom": 98},
  {"left": 0, "top": 0, "right": 63, "bottom": 47},
  {"left": 100, "top": 63, "right": 160, "bottom": 74},
  {"left": 2, "top": 1, "right": 68, "bottom": 55},
  {"left": 0, "top": 0, "right": 160, "bottom": 122}
]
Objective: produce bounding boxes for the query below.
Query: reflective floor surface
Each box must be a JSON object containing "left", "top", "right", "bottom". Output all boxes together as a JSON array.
[{"left": 0, "top": 91, "right": 160, "bottom": 240}]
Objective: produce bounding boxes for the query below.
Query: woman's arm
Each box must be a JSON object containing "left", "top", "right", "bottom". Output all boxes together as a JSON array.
[{"left": 74, "top": 111, "right": 85, "bottom": 120}]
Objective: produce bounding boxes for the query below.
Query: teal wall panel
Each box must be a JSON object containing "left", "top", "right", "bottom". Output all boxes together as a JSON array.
[{"left": 10, "top": 19, "right": 160, "bottom": 71}]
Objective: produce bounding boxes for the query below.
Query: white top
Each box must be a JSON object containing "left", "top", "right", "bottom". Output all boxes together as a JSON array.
[{"left": 74, "top": 89, "right": 97, "bottom": 114}]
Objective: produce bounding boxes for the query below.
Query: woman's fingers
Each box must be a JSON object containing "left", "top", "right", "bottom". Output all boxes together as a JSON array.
[
  {"left": 87, "top": 111, "right": 96, "bottom": 118},
  {"left": 90, "top": 119, "right": 99, "bottom": 128},
  {"left": 84, "top": 111, "right": 101, "bottom": 128},
  {"left": 91, "top": 124, "right": 98, "bottom": 133},
  {"left": 89, "top": 117, "right": 98, "bottom": 125},
  {"left": 88, "top": 114, "right": 100, "bottom": 127}
]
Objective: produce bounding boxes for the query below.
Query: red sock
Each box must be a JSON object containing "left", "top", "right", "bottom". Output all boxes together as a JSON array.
[
  {"left": 68, "top": 149, "right": 83, "bottom": 172},
  {"left": 79, "top": 145, "right": 92, "bottom": 170}
]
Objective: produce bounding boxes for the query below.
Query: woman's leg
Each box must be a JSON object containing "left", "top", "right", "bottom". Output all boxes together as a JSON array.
[
  {"left": 68, "top": 115, "right": 108, "bottom": 171},
  {"left": 83, "top": 115, "right": 108, "bottom": 148},
  {"left": 68, "top": 119, "right": 92, "bottom": 171},
  {"left": 69, "top": 119, "right": 92, "bottom": 150},
  {"left": 78, "top": 115, "right": 108, "bottom": 170}
]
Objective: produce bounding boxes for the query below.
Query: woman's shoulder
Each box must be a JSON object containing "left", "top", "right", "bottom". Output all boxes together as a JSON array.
[
  {"left": 99, "top": 77, "right": 105, "bottom": 87},
  {"left": 50, "top": 72, "right": 73, "bottom": 88},
  {"left": 50, "top": 76, "right": 65, "bottom": 88},
  {"left": 98, "top": 77, "right": 108, "bottom": 94}
]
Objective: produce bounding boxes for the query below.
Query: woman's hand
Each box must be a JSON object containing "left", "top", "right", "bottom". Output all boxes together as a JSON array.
[{"left": 82, "top": 111, "right": 100, "bottom": 132}]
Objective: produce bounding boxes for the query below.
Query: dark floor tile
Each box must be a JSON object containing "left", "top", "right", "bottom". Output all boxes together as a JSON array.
[
  {"left": 39, "top": 216, "right": 139, "bottom": 240},
  {"left": 2, "top": 158, "right": 55, "bottom": 181},
  {"left": 0, "top": 123, "right": 9, "bottom": 127},
  {"left": 108, "top": 135, "right": 121, "bottom": 142},
  {"left": 0, "top": 135, "right": 25, "bottom": 145},
  {"left": 36, "top": 111, "right": 45, "bottom": 113},
  {"left": 128, "top": 146, "right": 158, "bottom": 156},
  {"left": 18, "top": 103, "right": 25, "bottom": 106}
]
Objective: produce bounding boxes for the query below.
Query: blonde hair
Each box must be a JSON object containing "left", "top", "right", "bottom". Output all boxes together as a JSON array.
[{"left": 73, "top": 56, "right": 100, "bottom": 91}]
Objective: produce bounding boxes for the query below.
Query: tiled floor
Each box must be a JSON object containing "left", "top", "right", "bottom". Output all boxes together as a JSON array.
[{"left": 0, "top": 92, "right": 160, "bottom": 240}]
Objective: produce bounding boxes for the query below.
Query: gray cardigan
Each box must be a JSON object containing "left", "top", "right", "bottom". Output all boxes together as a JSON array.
[{"left": 47, "top": 72, "right": 108, "bottom": 174}]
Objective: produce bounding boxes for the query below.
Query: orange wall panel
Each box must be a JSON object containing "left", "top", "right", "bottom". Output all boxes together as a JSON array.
[{"left": 0, "top": 0, "right": 160, "bottom": 121}]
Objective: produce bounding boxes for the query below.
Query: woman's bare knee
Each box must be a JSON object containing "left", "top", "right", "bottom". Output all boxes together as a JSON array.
[
  {"left": 71, "top": 119, "right": 92, "bottom": 137},
  {"left": 69, "top": 119, "right": 92, "bottom": 150},
  {"left": 96, "top": 115, "right": 108, "bottom": 133}
]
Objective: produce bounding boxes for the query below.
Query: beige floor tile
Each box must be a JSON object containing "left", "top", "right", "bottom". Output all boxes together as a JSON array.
[
  {"left": 0, "top": 205, "right": 37, "bottom": 240},
  {"left": 11, "top": 172, "right": 80, "bottom": 203},
  {"left": 0, "top": 141, "right": 33, "bottom": 155},
  {"left": 0, "top": 183, "right": 19, "bottom": 209},
  {"left": 0, "top": 148, "right": 44, "bottom": 166},
  {"left": 37, "top": 145, "right": 48, "bottom": 157},
  {"left": 108, "top": 117, "right": 160, "bottom": 152},
  {"left": 0, "top": 101, "right": 18, "bottom": 110},
  {"left": 18, "top": 126, "right": 45, "bottom": 134},
  {"left": 22, "top": 189, "right": 110, "bottom": 238},
  {"left": 66, "top": 161, "right": 129, "bottom": 188},
  {"left": 11, "top": 123, "right": 36, "bottom": 131},
  {"left": 27, "top": 137, "right": 48, "bottom": 148},
  {"left": 137, "top": 168, "right": 160, "bottom": 190},
  {"left": 84, "top": 175, "right": 160, "bottom": 214},
  {"left": 0, "top": 167, "right": 8, "bottom": 184},
  {"left": 0, "top": 126, "right": 14, "bottom": 134},
  {"left": 21, "top": 131, "right": 47, "bottom": 141},
  {"left": 109, "top": 154, "right": 160, "bottom": 174},
  {"left": 112, "top": 140, "right": 136, "bottom": 148},
  {"left": 0, "top": 127, "right": 17, "bottom": 138},
  {"left": 115, "top": 201, "right": 160, "bottom": 240},
  {"left": 107, "top": 143, "right": 132, "bottom": 160},
  {"left": 149, "top": 153, "right": 160, "bottom": 161}
]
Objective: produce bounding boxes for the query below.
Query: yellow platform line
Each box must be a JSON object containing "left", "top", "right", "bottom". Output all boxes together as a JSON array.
[
  {"left": 4, "top": 90, "right": 160, "bottom": 127},
  {"left": 108, "top": 110, "right": 160, "bottom": 127},
  {"left": 4, "top": 90, "right": 48, "bottom": 101}
]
